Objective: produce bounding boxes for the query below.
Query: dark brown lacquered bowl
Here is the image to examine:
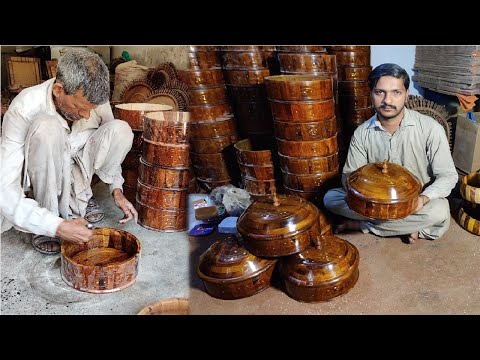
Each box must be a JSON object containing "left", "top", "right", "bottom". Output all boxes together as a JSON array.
[
  {"left": 460, "top": 172, "right": 480, "bottom": 204},
  {"left": 189, "top": 116, "right": 237, "bottom": 138},
  {"left": 189, "top": 103, "right": 232, "bottom": 121},
  {"left": 265, "top": 75, "right": 333, "bottom": 101},
  {"left": 274, "top": 117, "right": 337, "bottom": 141},
  {"left": 138, "top": 157, "right": 190, "bottom": 189},
  {"left": 346, "top": 160, "right": 422, "bottom": 220},
  {"left": 280, "top": 235, "right": 359, "bottom": 302},
  {"left": 61, "top": 228, "right": 140, "bottom": 294},
  {"left": 276, "top": 135, "right": 338, "bottom": 158},
  {"left": 197, "top": 235, "right": 277, "bottom": 300},
  {"left": 177, "top": 69, "right": 224, "bottom": 88},
  {"left": 269, "top": 98, "right": 335, "bottom": 122},
  {"left": 189, "top": 86, "right": 228, "bottom": 106},
  {"left": 114, "top": 103, "right": 173, "bottom": 131},
  {"left": 143, "top": 111, "right": 190, "bottom": 144},
  {"left": 278, "top": 152, "right": 339, "bottom": 174},
  {"left": 237, "top": 194, "right": 321, "bottom": 257},
  {"left": 190, "top": 135, "right": 238, "bottom": 154},
  {"left": 329, "top": 50, "right": 371, "bottom": 66},
  {"left": 234, "top": 138, "right": 274, "bottom": 166},
  {"left": 278, "top": 53, "right": 337, "bottom": 73}
]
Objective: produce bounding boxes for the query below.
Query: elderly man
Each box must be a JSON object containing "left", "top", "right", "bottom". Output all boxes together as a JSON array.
[{"left": 1, "top": 48, "right": 137, "bottom": 254}]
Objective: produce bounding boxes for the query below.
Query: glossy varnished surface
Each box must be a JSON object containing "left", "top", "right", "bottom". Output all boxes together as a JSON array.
[
  {"left": 269, "top": 98, "right": 335, "bottom": 122},
  {"left": 142, "top": 111, "right": 190, "bottom": 144},
  {"left": 265, "top": 75, "right": 333, "bottom": 101},
  {"left": 114, "top": 103, "right": 173, "bottom": 130}
]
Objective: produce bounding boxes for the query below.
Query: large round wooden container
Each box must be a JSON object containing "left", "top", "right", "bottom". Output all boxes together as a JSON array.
[
  {"left": 331, "top": 51, "right": 371, "bottom": 66},
  {"left": 274, "top": 117, "right": 337, "bottom": 141},
  {"left": 61, "top": 227, "right": 141, "bottom": 294},
  {"left": 278, "top": 53, "right": 337, "bottom": 73},
  {"left": 346, "top": 160, "right": 422, "bottom": 220},
  {"left": 223, "top": 69, "right": 271, "bottom": 85},
  {"left": 187, "top": 51, "right": 221, "bottom": 69},
  {"left": 114, "top": 103, "right": 173, "bottom": 131},
  {"left": 190, "top": 152, "right": 230, "bottom": 180},
  {"left": 235, "top": 139, "right": 273, "bottom": 166},
  {"left": 269, "top": 98, "right": 335, "bottom": 122},
  {"left": 460, "top": 172, "right": 480, "bottom": 204},
  {"left": 281, "top": 168, "right": 339, "bottom": 192},
  {"left": 142, "top": 140, "right": 190, "bottom": 168},
  {"left": 237, "top": 194, "right": 321, "bottom": 257},
  {"left": 136, "top": 180, "right": 187, "bottom": 209},
  {"left": 177, "top": 69, "right": 224, "bottom": 88},
  {"left": 222, "top": 51, "right": 271, "bottom": 69},
  {"left": 136, "top": 202, "right": 186, "bottom": 232},
  {"left": 190, "top": 134, "right": 238, "bottom": 154},
  {"left": 328, "top": 46, "right": 370, "bottom": 52},
  {"left": 138, "top": 158, "right": 190, "bottom": 189},
  {"left": 189, "top": 103, "right": 232, "bottom": 121},
  {"left": 243, "top": 177, "right": 277, "bottom": 197},
  {"left": 337, "top": 80, "right": 370, "bottom": 96},
  {"left": 265, "top": 75, "right": 333, "bottom": 101},
  {"left": 190, "top": 116, "right": 237, "bottom": 137},
  {"left": 280, "top": 235, "right": 359, "bottom": 302},
  {"left": 138, "top": 298, "right": 189, "bottom": 315},
  {"left": 337, "top": 66, "right": 372, "bottom": 81},
  {"left": 197, "top": 235, "right": 277, "bottom": 300},
  {"left": 279, "top": 153, "right": 339, "bottom": 174},
  {"left": 276, "top": 46, "right": 327, "bottom": 53},
  {"left": 143, "top": 111, "right": 190, "bottom": 144},
  {"left": 276, "top": 135, "right": 338, "bottom": 158},
  {"left": 219, "top": 45, "right": 275, "bottom": 52},
  {"left": 189, "top": 86, "right": 227, "bottom": 106}
]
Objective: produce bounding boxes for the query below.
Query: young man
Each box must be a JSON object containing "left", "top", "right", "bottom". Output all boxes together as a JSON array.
[
  {"left": 1, "top": 48, "right": 137, "bottom": 254},
  {"left": 323, "top": 63, "right": 458, "bottom": 243}
]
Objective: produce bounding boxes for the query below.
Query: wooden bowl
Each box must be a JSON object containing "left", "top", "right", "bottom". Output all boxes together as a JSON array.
[
  {"left": 219, "top": 45, "right": 275, "bottom": 52},
  {"left": 114, "top": 103, "right": 173, "bottom": 131},
  {"left": 190, "top": 134, "right": 238, "bottom": 154},
  {"left": 276, "top": 46, "right": 327, "bottom": 53},
  {"left": 269, "top": 98, "right": 335, "bottom": 122},
  {"left": 223, "top": 69, "right": 271, "bottom": 85},
  {"left": 346, "top": 160, "right": 422, "bottom": 220},
  {"left": 330, "top": 50, "right": 371, "bottom": 66},
  {"left": 189, "top": 116, "right": 237, "bottom": 137},
  {"left": 337, "top": 66, "right": 372, "bottom": 81},
  {"left": 237, "top": 194, "right": 321, "bottom": 257},
  {"left": 142, "top": 140, "right": 190, "bottom": 168},
  {"left": 138, "top": 298, "right": 189, "bottom": 315},
  {"left": 138, "top": 157, "right": 190, "bottom": 189},
  {"left": 276, "top": 135, "right": 338, "bottom": 158},
  {"left": 337, "top": 81, "right": 370, "bottom": 96},
  {"left": 197, "top": 235, "right": 277, "bottom": 300},
  {"left": 460, "top": 172, "right": 480, "bottom": 204},
  {"left": 278, "top": 53, "right": 337, "bottom": 73},
  {"left": 234, "top": 138, "right": 274, "bottom": 166},
  {"left": 328, "top": 45, "right": 370, "bottom": 52},
  {"left": 243, "top": 177, "right": 277, "bottom": 196},
  {"left": 189, "top": 86, "right": 228, "bottom": 106},
  {"left": 281, "top": 168, "right": 339, "bottom": 192},
  {"left": 189, "top": 103, "right": 232, "bottom": 121},
  {"left": 227, "top": 84, "right": 267, "bottom": 102},
  {"left": 274, "top": 117, "right": 337, "bottom": 141},
  {"left": 222, "top": 51, "right": 271, "bottom": 69},
  {"left": 143, "top": 111, "right": 190, "bottom": 144},
  {"left": 278, "top": 152, "right": 339, "bottom": 174},
  {"left": 136, "top": 180, "right": 187, "bottom": 209},
  {"left": 280, "top": 235, "right": 359, "bottom": 302},
  {"left": 187, "top": 51, "right": 221, "bottom": 69},
  {"left": 458, "top": 203, "right": 480, "bottom": 235},
  {"left": 61, "top": 228, "right": 141, "bottom": 294},
  {"left": 265, "top": 75, "right": 333, "bottom": 101},
  {"left": 337, "top": 95, "right": 371, "bottom": 112},
  {"left": 136, "top": 203, "right": 186, "bottom": 232},
  {"left": 238, "top": 163, "right": 275, "bottom": 180},
  {"left": 177, "top": 69, "right": 224, "bottom": 88},
  {"left": 187, "top": 45, "right": 218, "bottom": 52}
]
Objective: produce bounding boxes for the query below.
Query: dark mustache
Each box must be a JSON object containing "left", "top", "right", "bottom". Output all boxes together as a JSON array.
[{"left": 380, "top": 105, "right": 397, "bottom": 110}]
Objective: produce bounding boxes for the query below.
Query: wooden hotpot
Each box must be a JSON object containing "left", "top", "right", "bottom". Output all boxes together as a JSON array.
[{"left": 346, "top": 160, "right": 422, "bottom": 220}]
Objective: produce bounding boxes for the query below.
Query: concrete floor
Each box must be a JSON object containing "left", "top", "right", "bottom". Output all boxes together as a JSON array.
[
  {"left": 190, "top": 194, "right": 480, "bottom": 315},
  {"left": 1, "top": 182, "right": 189, "bottom": 315}
]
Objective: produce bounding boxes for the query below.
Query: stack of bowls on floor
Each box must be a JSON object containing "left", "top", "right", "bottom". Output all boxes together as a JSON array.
[
  {"left": 136, "top": 111, "right": 190, "bottom": 232},
  {"left": 221, "top": 46, "right": 277, "bottom": 148},
  {"left": 458, "top": 172, "right": 480, "bottom": 235},
  {"left": 234, "top": 138, "right": 278, "bottom": 199},
  {"left": 179, "top": 46, "right": 238, "bottom": 192},
  {"left": 264, "top": 75, "right": 339, "bottom": 206},
  {"left": 114, "top": 103, "right": 173, "bottom": 203},
  {"left": 327, "top": 46, "right": 374, "bottom": 142},
  {"left": 197, "top": 194, "right": 359, "bottom": 302}
]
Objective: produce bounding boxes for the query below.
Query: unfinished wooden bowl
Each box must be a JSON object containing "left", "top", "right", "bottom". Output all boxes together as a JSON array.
[
  {"left": 197, "top": 235, "right": 277, "bottom": 300},
  {"left": 460, "top": 172, "right": 480, "bottom": 204},
  {"left": 274, "top": 117, "right": 337, "bottom": 141},
  {"left": 138, "top": 298, "right": 189, "bottom": 315},
  {"left": 346, "top": 160, "right": 422, "bottom": 220},
  {"left": 278, "top": 53, "right": 337, "bottom": 73},
  {"left": 61, "top": 227, "right": 140, "bottom": 294},
  {"left": 265, "top": 75, "right": 333, "bottom": 101},
  {"left": 269, "top": 98, "right": 335, "bottom": 122},
  {"left": 280, "top": 235, "right": 359, "bottom": 302},
  {"left": 114, "top": 103, "right": 173, "bottom": 131},
  {"left": 143, "top": 111, "right": 190, "bottom": 144}
]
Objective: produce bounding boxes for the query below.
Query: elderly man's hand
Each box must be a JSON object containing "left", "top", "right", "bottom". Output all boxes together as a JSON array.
[
  {"left": 112, "top": 188, "right": 138, "bottom": 224},
  {"left": 56, "top": 218, "right": 94, "bottom": 244}
]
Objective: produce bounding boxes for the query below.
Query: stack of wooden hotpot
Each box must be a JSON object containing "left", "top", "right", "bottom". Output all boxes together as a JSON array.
[
  {"left": 458, "top": 172, "right": 480, "bottom": 235},
  {"left": 136, "top": 111, "right": 190, "bottom": 232},
  {"left": 178, "top": 46, "right": 238, "bottom": 192},
  {"left": 114, "top": 103, "right": 173, "bottom": 203},
  {"left": 197, "top": 194, "right": 360, "bottom": 302}
]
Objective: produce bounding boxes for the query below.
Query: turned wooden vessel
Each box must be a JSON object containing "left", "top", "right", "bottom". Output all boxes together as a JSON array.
[
  {"left": 337, "top": 66, "right": 372, "bottom": 81},
  {"left": 187, "top": 51, "right": 221, "bottom": 69},
  {"left": 222, "top": 51, "right": 272, "bottom": 69},
  {"left": 142, "top": 140, "right": 190, "bottom": 168},
  {"left": 337, "top": 81, "right": 370, "bottom": 96},
  {"left": 190, "top": 134, "right": 238, "bottom": 154},
  {"left": 331, "top": 50, "right": 371, "bottom": 66},
  {"left": 61, "top": 227, "right": 141, "bottom": 293},
  {"left": 276, "top": 135, "right": 338, "bottom": 158},
  {"left": 237, "top": 194, "right": 321, "bottom": 257},
  {"left": 346, "top": 160, "right": 422, "bottom": 220},
  {"left": 278, "top": 53, "right": 337, "bottom": 73},
  {"left": 276, "top": 45, "right": 327, "bottom": 53},
  {"left": 189, "top": 86, "right": 228, "bottom": 106},
  {"left": 281, "top": 168, "right": 339, "bottom": 192},
  {"left": 269, "top": 98, "right": 335, "bottom": 122},
  {"left": 219, "top": 45, "right": 276, "bottom": 52},
  {"left": 460, "top": 172, "right": 480, "bottom": 204},
  {"left": 138, "top": 298, "right": 189, "bottom": 315},
  {"left": 187, "top": 45, "right": 218, "bottom": 52},
  {"left": 238, "top": 163, "right": 275, "bottom": 180},
  {"left": 138, "top": 157, "right": 190, "bottom": 189},
  {"left": 234, "top": 139, "right": 274, "bottom": 166},
  {"left": 328, "top": 45, "right": 370, "bottom": 52},
  {"left": 227, "top": 84, "right": 267, "bottom": 102},
  {"left": 189, "top": 103, "right": 232, "bottom": 121},
  {"left": 274, "top": 117, "right": 337, "bottom": 141},
  {"left": 177, "top": 69, "right": 224, "bottom": 88},
  {"left": 280, "top": 235, "right": 359, "bottom": 302},
  {"left": 337, "top": 95, "right": 371, "bottom": 112},
  {"left": 223, "top": 69, "right": 271, "bottom": 85},
  {"left": 197, "top": 235, "right": 277, "bottom": 300},
  {"left": 114, "top": 103, "right": 173, "bottom": 131},
  {"left": 136, "top": 180, "right": 187, "bottom": 209},
  {"left": 279, "top": 152, "right": 339, "bottom": 174},
  {"left": 265, "top": 75, "right": 333, "bottom": 101},
  {"left": 136, "top": 202, "right": 187, "bottom": 232},
  {"left": 243, "top": 177, "right": 277, "bottom": 197},
  {"left": 189, "top": 116, "right": 237, "bottom": 137},
  {"left": 143, "top": 111, "right": 190, "bottom": 144}
]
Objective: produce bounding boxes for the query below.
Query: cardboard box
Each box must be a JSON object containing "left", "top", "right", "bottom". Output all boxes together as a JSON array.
[{"left": 453, "top": 112, "right": 480, "bottom": 173}]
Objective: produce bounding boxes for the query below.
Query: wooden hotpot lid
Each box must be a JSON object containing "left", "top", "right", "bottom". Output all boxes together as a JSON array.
[
  {"left": 197, "top": 235, "right": 276, "bottom": 281},
  {"left": 347, "top": 160, "right": 421, "bottom": 204},
  {"left": 237, "top": 194, "right": 319, "bottom": 240}
]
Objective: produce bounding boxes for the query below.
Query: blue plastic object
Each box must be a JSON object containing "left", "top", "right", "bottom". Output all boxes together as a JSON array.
[
  {"left": 467, "top": 112, "right": 476, "bottom": 122},
  {"left": 218, "top": 217, "right": 239, "bottom": 234}
]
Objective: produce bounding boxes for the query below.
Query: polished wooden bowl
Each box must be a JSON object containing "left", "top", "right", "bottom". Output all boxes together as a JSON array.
[
  {"left": 337, "top": 81, "right": 370, "bottom": 96},
  {"left": 138, "top": 157, "right": 190, "bottom": 189},
  {"left": 136, "top": 180, "right": 187, "bottom": 209},
  {"left": 142, "top": 140, "right": 190, "bottom": 168},
  {"left": 177, "top": 69, "right": 224, "bottom": 88},
  {"left": 143, "top": 111, "right": 190, "bottom": 144},
  {"left": 280, "top": 235, "right": 359, "bottom": 302},
  {"left": 265, "top": 75, "right": 333, "bottom": 101},
  {"left": 187, "top": 51, "right": 221, "bottom": 69},
  {"left": 328, "top": 46, "right": 370, "bottom": 52},
  {"left": 189, "top": 86, "right": 228, "bottom": 106},
  {"left": 276, "top": 135, "right": 338, "bottom": 158},
  {"left": 189, "top": 116, "right": 237, "bottom": 137},
  {"left": 274, "top": 117, "right": 337, "bottom": 141},
  {"left": 337, "top": 95, "right": 371, "bottom": 112},
  {"left": 227, "top": 84, "right": 267, "bottom": 102},
  {"left": 276, "top": 46, "right": 327, "bottom": 53},
  {"left": 234, "top": 138, "right": 274, "bottom": 166},
  {"left": 190, "top": 134, "right": 238, "bottom": 154},
  {"left": 278, "top": 53, "right": 337, "bottom": 73},
  {"left": 330, "top": 51, "right": 371, "bottom": 66},
  {"left": 346, "top": 160, "right": 422, "bottom": 220},
  {"left": 269, "top": 98, "right": 335, "bottom": 122},
  {"left": 222, "top": 51, "right": 271, "bottom": 69},
  {"left": 237, "top": 194, "right": 321, "bottom": 257},
  {"left": 279, "top": 152, "right": 339, "bottom": 174},
  {"left": 114, "top": 103, "right": 173, "bottom": 131},
  {"left": 460, "top": 172, "right": 480, "bottom": 204},
  {"left": 238, "top": 163, "right": 275, "bottom": 180},
  {"left": 197, "top": 235, "right": 277, "bottom": 300},
  {"left": 243, "top": 177, "right": 277, "bottom": 196},
  {"left": 337, "top": 65, "right": 372, "bottom": 81},
  {"left": 61, "top": 227, "right": 140, "bottom": 293},
  {"left": 223, "top": 69, "right": 271, "bottom": 85},
  {"left": 189, "top": 103, "right": 232, "bottom": 121},
  {"left": 281, "top": 168, "right": 339, "bottom": 192},
  {"left": 136, "top": 202, "right": 186, "bottom": 232},
  {"left": 138, "top": 298, "right": 189, "bottom": 315},
  {"left": 219, "top": 45, "right": 275, "bottom": 52}
]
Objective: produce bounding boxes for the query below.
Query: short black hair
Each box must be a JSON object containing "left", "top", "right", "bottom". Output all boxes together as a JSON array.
[{"left": 368, "top": 63, "right": 410, "bottom": 91}]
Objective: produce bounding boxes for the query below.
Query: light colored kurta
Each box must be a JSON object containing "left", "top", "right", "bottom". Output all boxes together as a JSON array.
[
  {"left": 1, "top": 78, "right": 132, "bottom": 238},
  {"left": 323, "top": 108, "right": 458, "bottom": 239}
]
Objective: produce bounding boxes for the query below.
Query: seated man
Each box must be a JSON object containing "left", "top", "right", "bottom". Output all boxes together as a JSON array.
[
  {"left": 1, "top": 48, "right": 137, "bottom": 254},
  {"left": 323, "top": 63, "right": 458, "bottom": 243}
]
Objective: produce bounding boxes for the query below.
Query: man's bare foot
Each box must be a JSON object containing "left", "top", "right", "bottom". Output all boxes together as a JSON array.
[
  {"left": 401, "top": 231, "right": 419, "bottom": 244},
  {"left": 334, "top": 219, "right": 362, "bottom": 234}
]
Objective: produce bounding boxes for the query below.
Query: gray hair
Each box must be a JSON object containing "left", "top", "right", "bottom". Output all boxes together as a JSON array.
[{"left": 55, "top": 48, "right": 110, "bottom": 105}]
